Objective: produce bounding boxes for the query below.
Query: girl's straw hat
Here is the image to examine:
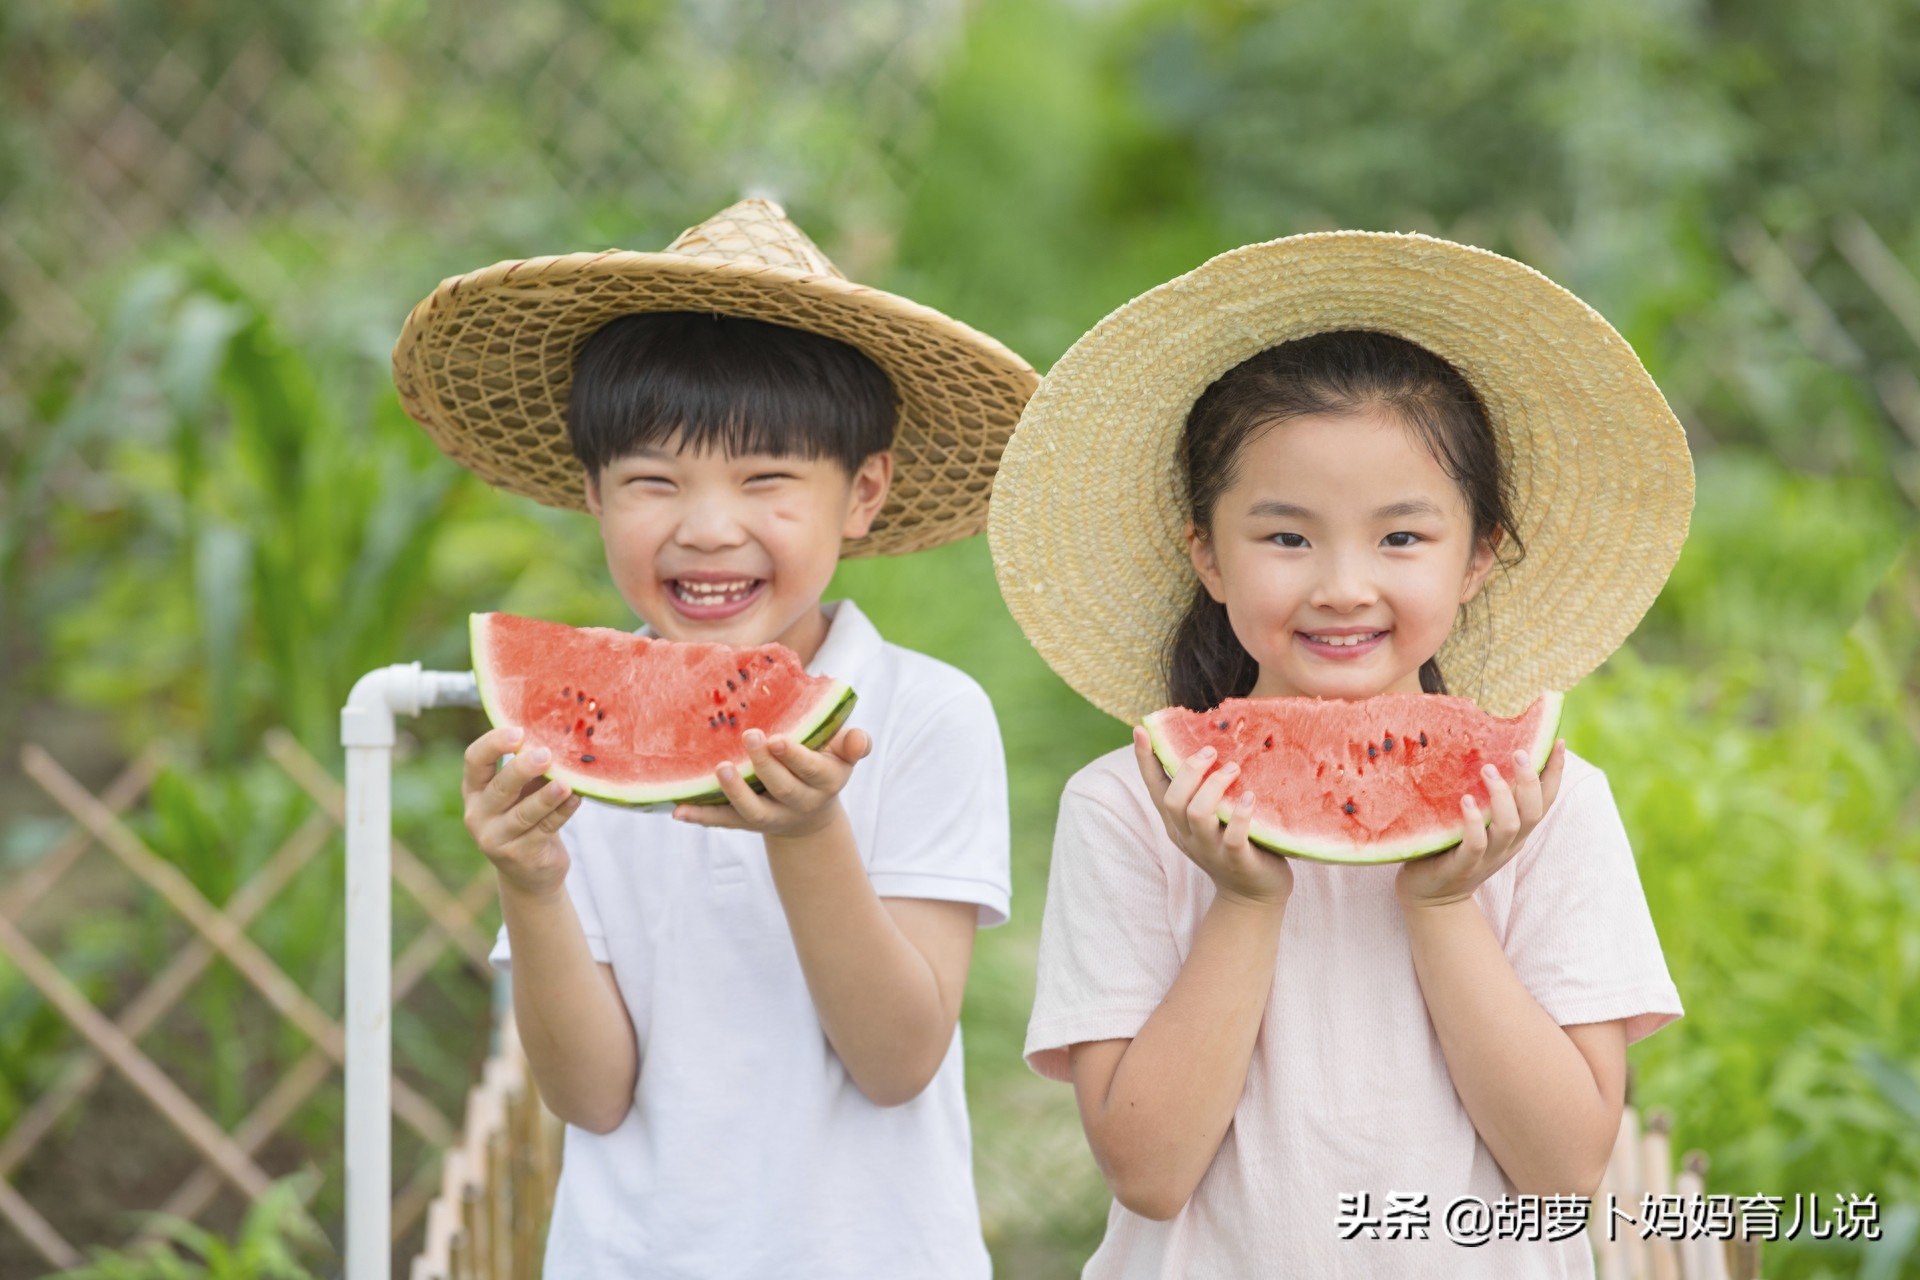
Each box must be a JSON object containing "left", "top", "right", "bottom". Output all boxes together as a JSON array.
[
  {"left": 392, "top": 197, "right": 1038, "bottom": 557},
  {"left": 988, "top": 231, "right": 1694, "bottom": 722}
]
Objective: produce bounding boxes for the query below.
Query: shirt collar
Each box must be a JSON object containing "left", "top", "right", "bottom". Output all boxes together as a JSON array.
[{"left": 807, "top": 598, "right": 882, "bottom": 685}]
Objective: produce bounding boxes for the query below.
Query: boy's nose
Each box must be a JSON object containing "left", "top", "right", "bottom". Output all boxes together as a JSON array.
[{"left": 672, "top": 501, "right": 749, "bottom": 550}]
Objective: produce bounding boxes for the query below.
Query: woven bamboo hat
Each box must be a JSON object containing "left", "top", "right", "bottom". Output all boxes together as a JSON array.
[
  {"left": 392, "top": 197, "right": 1039, "bottom": 557},
  {"left": 988, "top": 231, "right": 1694, "bottom": 723}
]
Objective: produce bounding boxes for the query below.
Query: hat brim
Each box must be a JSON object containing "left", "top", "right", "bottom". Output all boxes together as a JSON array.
[
  {"left": 987, "top": 231, "right": 1694, "bottom": 722},
  {"left": 393, "top": 251, "right": 1038, "bottom": 557}
]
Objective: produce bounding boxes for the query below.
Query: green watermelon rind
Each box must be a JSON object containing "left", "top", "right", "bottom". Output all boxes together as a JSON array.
[
  {"left": 1143, "top": 691, "right": 1565, "bottom": 866},
  {"left": 640, "top": 686, "right": 858, "bottom": 810},
  {"left": 470, "top": 613, "right": 859, "bottom": 811}
]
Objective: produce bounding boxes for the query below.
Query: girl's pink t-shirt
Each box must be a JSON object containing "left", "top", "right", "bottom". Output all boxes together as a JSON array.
[{"left": 1026, "top": 746, "right": 1682, "bottom": 1279}]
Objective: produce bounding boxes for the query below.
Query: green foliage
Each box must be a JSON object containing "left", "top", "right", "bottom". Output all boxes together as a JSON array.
[
  {"left": 51, "top": 1175, "right": 329, "bottom": 1280},
  {"left": 1567, "top": 538, "right": 1920, "bottom": 1278},
  {"left": 30, "top": 265, "right": 621, "bottom": 761}
]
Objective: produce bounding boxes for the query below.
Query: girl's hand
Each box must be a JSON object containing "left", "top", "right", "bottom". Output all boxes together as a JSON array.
[
  {"left": 672, "top": 726, "right": 871, "bottom": 838},
  {"left": 462, "top": 726, "right": 583, "bottom": 900},
  {"left": 1133, "top": 728, "right": 1292, "bottom": 908},
  {"left": 1396, "top": 738, "right": 1567, "bottom": 910}
]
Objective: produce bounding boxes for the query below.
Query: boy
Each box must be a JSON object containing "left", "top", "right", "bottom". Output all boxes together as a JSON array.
[{"left": 392, "top": 199, "right": 1039, "bottom": 1277}]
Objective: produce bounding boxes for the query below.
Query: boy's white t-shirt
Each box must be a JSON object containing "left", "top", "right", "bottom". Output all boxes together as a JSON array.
[
  {"left": 491, "top": 600, "right": 1008, "bottom": 1280},
  {"left": 1026, "top": 745, "right": 1682, "bottom": 1280}
]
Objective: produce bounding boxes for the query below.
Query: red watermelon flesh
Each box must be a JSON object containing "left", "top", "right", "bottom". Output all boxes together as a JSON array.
[
  {"left": 470, "top": 612, "right": 856, "bottom": 808},
  {"left": 1143, "top": 691, "right": 1563, "bottom": 864}
]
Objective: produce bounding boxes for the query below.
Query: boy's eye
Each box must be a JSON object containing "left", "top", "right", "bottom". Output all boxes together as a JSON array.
[
  {"left": 746, "top": 472, "right": 798, "bottom": 485},
  {"left": 1271, "top": 532, "right": 1309, "bottom": 548},
  {"left": 1382, "top": 532, "right": 1422, "bottom": 548}
]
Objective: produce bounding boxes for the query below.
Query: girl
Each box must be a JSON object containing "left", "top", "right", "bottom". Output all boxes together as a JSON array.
[{"left": 988, "top": 233, "right": 1692, "bottom": 1277}]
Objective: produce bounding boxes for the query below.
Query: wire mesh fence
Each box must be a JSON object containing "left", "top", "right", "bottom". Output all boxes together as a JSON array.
[{"left": 0, "top": 0, "right": 961, "bottom": 434}]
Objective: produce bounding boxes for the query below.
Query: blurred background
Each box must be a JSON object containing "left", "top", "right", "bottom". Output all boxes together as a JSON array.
[{"left": 1, "top": 0, "right": 1917, "bottom": 1276}]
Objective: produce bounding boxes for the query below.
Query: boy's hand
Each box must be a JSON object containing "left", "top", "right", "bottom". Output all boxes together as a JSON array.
[
  {"left": 463, "top": 726, "right": 583, "bottom": 899},
  {"left": 1133, "top": 728, "right": 1292, "bottom": 909},
  {"left": 1396, "top": 739, "right": 1567, "bottom": 910},
  {"left": 672, "top": 726, "right": 870, "bottom": 838}
]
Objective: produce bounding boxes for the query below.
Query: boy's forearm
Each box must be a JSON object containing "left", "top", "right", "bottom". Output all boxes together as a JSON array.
[
  {"left": 1402, "top": 898, "right": 1617, "bottom": 1194},
  {"left": 764, "top": 804, "right": 963, "bottom": 1106},
  {"left": 1081, "top": 893, "right": 1285, "bottom": 1220},
  {"left": 499, "top": 880, "right": 638, "bottom": 1134}
]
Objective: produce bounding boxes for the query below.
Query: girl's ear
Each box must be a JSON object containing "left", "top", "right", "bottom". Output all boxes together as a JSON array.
[
  {"left": 583, "top": 469, "right": 605, "bottom": 517},
  {"left": 1459, "top": 526, "right": 1502, "bottom": 604},
  {"left": 1186, "top": 521, "right": 1228, "bottom": 603},
  {"left": 841, "top": 450, "right": 894, "bottom": 540}
]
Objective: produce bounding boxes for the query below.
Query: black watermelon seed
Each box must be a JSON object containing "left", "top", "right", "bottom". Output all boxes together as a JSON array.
[
  {"left": 1367, "top": 743, "right": 1379, "bottom": 759},
  {"left": 576, "top": 691, "right": 585, "bottom": 703},
  {"left": 726, "top": 679, "right": 735, "bottom": 691},
  {"left": 581, "top": 754, "right": 596, "bottom": 763},
  {"left": 1216, "top": 720, "right": 1230, "bottom": 731},
  {"left": 562, "top": 687, "right": 570, "bottom": 697},
  {"left": 597, "top": 710, "right": 604, "bottom": 720},
  {"left": 1382, "top": 735, "right": 1394, "bottom": 752},
  {"left": 586, "top": 727, "right": 594, "bottom": 738},
  {"left": 1263, "top": 735, "right": 1274, "bottom": 749},
  {"left": 1342, "top": 801, "right": 1357, "bottom": 815},
  {"left": 728, "top": 713, "right": 737, "bottom": 726},
  {"left": 1418, "top": 732, "right": 1427, "bottom": 747}
]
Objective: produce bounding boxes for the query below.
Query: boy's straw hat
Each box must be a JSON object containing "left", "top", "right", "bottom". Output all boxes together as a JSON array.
[
  {"left": 988, "top": 231, "right": 1694, "bottom": 722},
  {"left": 392, "top": 197, "right": 1038, "bottom": 557}
]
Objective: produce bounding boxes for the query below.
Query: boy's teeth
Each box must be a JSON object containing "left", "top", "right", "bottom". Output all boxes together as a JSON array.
[{"left": 673, "top": 578, "right": 759, "bottom": 603}]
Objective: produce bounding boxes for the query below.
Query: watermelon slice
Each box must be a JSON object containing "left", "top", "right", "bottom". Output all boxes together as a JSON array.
[
  {"left": 470, "top": 612, "right": 857, "bottom": 808},
  {"left": 1143, "top": 691, "right": 1564, "bottom": 864}
]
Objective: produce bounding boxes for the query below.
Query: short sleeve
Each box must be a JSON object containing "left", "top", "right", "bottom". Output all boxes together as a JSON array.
[
  {"left": 1501, "top": 761, "right": 1682, "bottom": 1044},
  {"left": 487, "top": 817, "right": 613, "bottom": 971},
  {"left": 867, "top": 681, "right": 1012, "bottom": 927},
  {"left": 1023, "top": 764, "right": 1185, "bottom": 1081}
]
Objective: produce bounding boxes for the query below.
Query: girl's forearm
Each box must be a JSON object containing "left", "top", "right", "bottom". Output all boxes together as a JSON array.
[
  {"left": 1078, "top": 893, "right": 1285, "bottom": 1220},
  {"left": 765, "top": 804, "right": 963, "bottom": 1106},
  {"left": 499, "top": 879, "right": 639, "bottom": 1134},
  {"left": 1402, "top": 897, "right": 1617, "bottom": 1193}
]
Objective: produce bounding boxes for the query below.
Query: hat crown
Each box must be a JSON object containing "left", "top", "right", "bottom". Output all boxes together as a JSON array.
[{"left": 663, "top": 197, "right": 846, "bottom": 280}]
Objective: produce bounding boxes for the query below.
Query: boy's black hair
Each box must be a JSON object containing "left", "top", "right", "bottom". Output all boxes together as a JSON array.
[{"left": 565, "top": 311, "right": 898, "bottom": 478}]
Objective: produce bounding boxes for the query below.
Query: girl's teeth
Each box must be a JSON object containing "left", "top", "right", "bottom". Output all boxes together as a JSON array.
[{"left": 1310, "top": 632, "right": 1382, "bottom": 647}]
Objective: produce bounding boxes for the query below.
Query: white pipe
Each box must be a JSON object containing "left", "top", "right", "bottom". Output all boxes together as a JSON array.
[{"left": 342, "top": 664, "right": 478, "bottom": 1280}]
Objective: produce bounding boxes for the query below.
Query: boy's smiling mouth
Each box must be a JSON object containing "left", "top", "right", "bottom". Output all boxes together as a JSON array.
[{"left": 665, "top": 575, "right": 768, "bottom": 620}]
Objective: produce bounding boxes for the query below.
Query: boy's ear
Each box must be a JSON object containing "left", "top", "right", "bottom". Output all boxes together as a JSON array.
[
  {"left": 840, "top": 451, "right": 894, "bottom": 541},
  {"left": 1460, "top": 526, "right": 1502, "bottom": 604},
  {"left": 1186, "top": 522, "right": 1227, "bottom": 603},
  {"left": 583, "top": 469, "right": 604, "bottom": 517}
]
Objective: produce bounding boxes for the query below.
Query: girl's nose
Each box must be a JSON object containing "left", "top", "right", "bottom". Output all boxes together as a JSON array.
[{"left": 1308, "top": 551, "right": 1378, "bottom": 612}]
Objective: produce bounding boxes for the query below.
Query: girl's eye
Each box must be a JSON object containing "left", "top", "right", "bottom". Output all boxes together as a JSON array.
[
  {"left": 746, "top": 472, "right": 797, "bottom": 485},
  {"left": 1271, "top": 532, "right": 1309, "bottom": 548},
  {"left": 624, "top": 474, "right": 674, "bottom": 488},
  {"left": 1383, "top": 532, "right": 1422, "bottom": 548}
]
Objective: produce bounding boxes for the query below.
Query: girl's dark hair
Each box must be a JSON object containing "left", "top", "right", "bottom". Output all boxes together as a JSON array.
[
  {"left": 566, "top": 311, "right": 897, "bottom": 480},
  {"left": 1168, "top": 329, "right": 1525, "bottom": 711}
]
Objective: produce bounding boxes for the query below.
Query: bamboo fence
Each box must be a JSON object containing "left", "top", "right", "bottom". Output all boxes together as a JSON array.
[{"left": 404, "top": 1012, "right": 561, "bottom": 1280}]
